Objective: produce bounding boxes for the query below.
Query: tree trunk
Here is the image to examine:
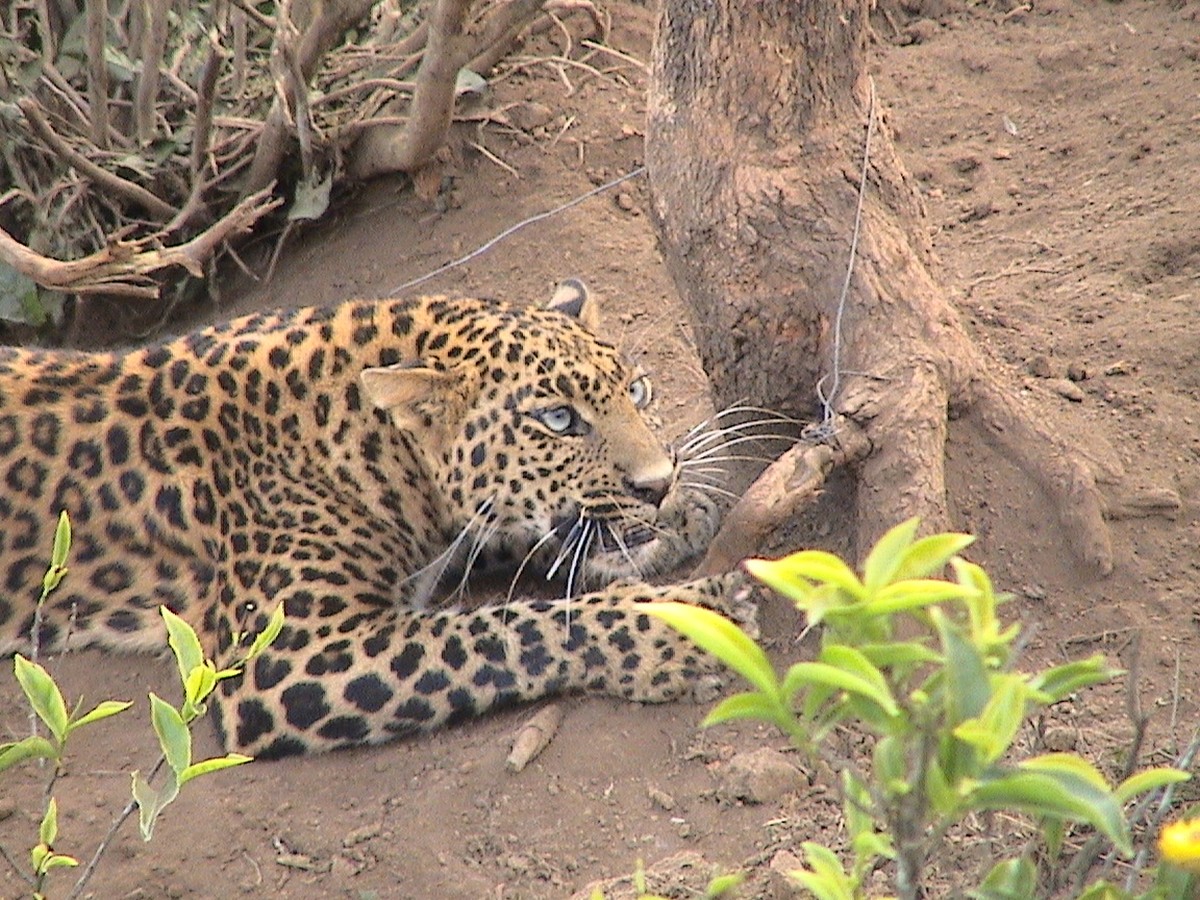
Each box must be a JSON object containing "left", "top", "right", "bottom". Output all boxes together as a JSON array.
[{"left": 646, "top": 0, "right": 1113, "bottom": 574}]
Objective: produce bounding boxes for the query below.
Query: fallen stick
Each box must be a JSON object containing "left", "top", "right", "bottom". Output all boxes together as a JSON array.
[
  {"left": 506, "top": 703, "right": 563, "bottom": 772},
  {"left": 0, "top": 185, "right": 281, "bottom": 298}
]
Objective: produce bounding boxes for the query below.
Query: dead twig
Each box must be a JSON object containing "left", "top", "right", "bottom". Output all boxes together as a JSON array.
[
  {"left": 84, "top": 0, "right": 110, "bottom": 149},
  {"left": 347, "top": 0, "right": 475, "bottom": 179},
  {"left": 134, "top": 0, "right": 171, "bottom": 146},
  {"left": 18, "top": 98, "right": 176, "bottom": 221},
  {"left": 506, "top": 704, "right": 563, "bottom": 772},
  {"left": 0, "top": 185, "right": 280, "bottom": 298}
]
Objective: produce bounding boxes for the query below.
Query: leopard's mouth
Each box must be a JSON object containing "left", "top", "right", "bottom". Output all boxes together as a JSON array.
[{"left": 548, "top": 515, "right": 656, "bottom": 553}]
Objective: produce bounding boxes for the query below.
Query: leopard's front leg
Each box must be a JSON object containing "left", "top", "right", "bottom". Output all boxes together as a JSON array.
[{"left": 213, "top": 573, "right": 756, "bottom": 757}]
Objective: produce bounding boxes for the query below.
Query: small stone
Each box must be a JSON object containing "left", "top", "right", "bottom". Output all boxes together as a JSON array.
[
  {"left": 952, "top": 154, "right": 982, "bottom": 174},
  {"left": 767, "top": 849, "right": 808, "bottom": 898},
  {"left": 1027, "top": 354, "right": 1054, "bottom": 378},
  {"left": 1066, "top": 361, "right": 1089, "bottom": 382},
  {"left": 992, "top": 147, "right": 1013, "bottom": 160},
  {"left": 716, "top": 748, "right": 802, "bottom": 804},
  {"left": 1037, "top": 40, "right": 1088, "bottom": 72},
  {"left": 904, "top": 18, "right": 941, "bottom": 44},
  {"left": 0, "top": 798, "right": 16, "bottom": 821},
  {"left": 343, "top": 824, "right": 380, "bottom": 847},
  {"left": 1105, "top": 359, "right": 1135, "bottom": 375},
  {"left": 1048, "top": 379, "right": 1085, "bottom": 402},
  {"left": 615, "top": 192, "right": 636, "bottom": 212},
  {"left": 648, "top": 786, "right": 677, "bottom": 811},
  {"left": 1042, "top": 728, "right": 1078, "bottom": 752},
  {"left": 508, "top": 101, "right": 554, "bottom": 132}
]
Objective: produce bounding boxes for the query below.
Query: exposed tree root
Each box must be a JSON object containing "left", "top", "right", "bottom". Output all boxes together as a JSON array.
[
  {"left": 691, "top": 421, "right": 870, "bottom": 577},
  {"left": 646, "top": 0, "right": 1116, "bottom": 575}
]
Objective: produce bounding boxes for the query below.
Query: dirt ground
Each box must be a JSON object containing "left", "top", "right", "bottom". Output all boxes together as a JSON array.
[{"left": 3, "top": 1, "right": 1200, "bottom": 897}]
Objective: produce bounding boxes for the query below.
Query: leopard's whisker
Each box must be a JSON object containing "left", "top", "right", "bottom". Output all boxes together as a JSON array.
[
  {"left": 450, "top": 517, "right": 503, "bottom": 601},
  {"left": 400, "top": 497, "right": 496, "bottom": 597},
  {"left": 545, "top": 515, "right": 585, "bottom": 581},
  {"left": 564, "top": 520, "right": 595, "bottom": 603},
  {"left": 677, "top": 425, "right": 798, "bottom": 459},
  {"left": 602, "top": 521, "right": 642, "bottom": 578},
  {"left": 504, "top": 528, "right": 562, "bottom": 611},
  {"left": 675, "top": 405, "right": 800, "bottom": 449},
  {"left": 679, "top": 480, "right": 741, "bottom": 502}
]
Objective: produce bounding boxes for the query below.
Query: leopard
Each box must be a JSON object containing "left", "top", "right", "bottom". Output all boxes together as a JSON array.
[{"left": 0, "top": 279, "right": 755, "bottom": 758}]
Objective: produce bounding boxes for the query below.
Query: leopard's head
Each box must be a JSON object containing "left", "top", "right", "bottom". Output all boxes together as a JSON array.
[{"left": 360, "top": 281, "right": 688, "bottom": 590}]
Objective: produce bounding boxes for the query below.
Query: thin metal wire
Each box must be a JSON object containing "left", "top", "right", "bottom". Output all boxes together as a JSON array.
[
  {"left": 811, "top": 75, "right": 877, "bottom": 438},
  {"left": 387, "top": 167, "right": 646, "bottom": 296}
]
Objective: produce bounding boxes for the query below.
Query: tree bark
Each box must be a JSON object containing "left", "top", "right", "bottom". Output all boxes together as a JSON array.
[{"left": 646, "top": 0, "right": 1113, "bottom": 574}]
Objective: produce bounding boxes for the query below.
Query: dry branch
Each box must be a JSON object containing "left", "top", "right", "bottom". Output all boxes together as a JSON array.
[
  {"left": 0, "top": 186, "right": 280, "bottom": 298},
  {"left": 241, "top": 0, "right": 377, "bottom": 197},
  {"left": 348, "top": 0, "right": 548, "bottom": 180},
  {"left": 347, "top": 0, "right": 475, "bottom": 180},
  {"left": 18, "top": 98, "right": 176, "bottom": 221}
]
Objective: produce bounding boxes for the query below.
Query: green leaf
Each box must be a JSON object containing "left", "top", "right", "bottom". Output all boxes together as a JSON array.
[
  {"left": 243, "top": 603, "right": 286, "bottom": 662},
  {"left": 702, "top": 691, "right": 792, "bottom": 730},
  {"left": 857, "top": 641, "right": 941, "bottom": 669},
  {"left": 14, "top": 655, "right": 69, "bottom": 742},
  {"left": 149, "top": 693, "right": 191, "bottom": 775},
  {"left": 1018, "top": 753, "right": 1109, "bottom": 791},
  {"left": 1042, "top": 816, "right": 1066, "bottom": 861},
  {"left": 644, "top": 603, "right": 778, "bottom": 698},
  {"left": 39, "top": 797, "right": 59, "bottom": 845},
  {"left": 782, "top": 660, "right": 898, "bottom": 719},
  {"left": 0, "top": 734, "right": 59, "bottom": 771},
  {"left": 788, "top": 843, "right": 856, "bottom": 900},
  {"left": 861, "top": 518, "right": 920, "bottom": 593},
  {"left": 40, "top": 853, "right": 79, "bottom": 870},
  {"left": 863, "top": 579, "right": 975, "bottom": 617},
  {"left": 184, "top": 663, "right": 218, "bottom": 713},
  {"left": 30, "top": 842, "right": 50, "bottom": 875},
  {"left": 952, "top": 676, "right": 1028, "bottom": 765},
  {"left": 969, "top": 856, "right": 1036, "bottom": 900},
  {"left": 67, "top": 699, "right": 133, "bottom": 733},
  {"left": 894, "top": 532, "right": 975, "bottom": 580},
  {"left": 964, "top": 769, "right": 1131, "bottom": 856},
  {"left": 160, "top": 608, "right": 204, "bottom": 690},
  {"left": 131, "top": 769, "right": 180, "bottom": 841},
  {"left": 818, "top": 644, "right": 898, "bottom": 717},
  {"left": 745, "top": 551, "right": 866, "bottom": 601},
  {"left": 924, "top": 755, "right": 957, "bottom": 815},
  {"left": 704, "top": 871, "right": 746, "bottom": 898},
  {"left": 933, "top": 610, "right": 991, "bottom": 724},
  {"left": 1113, "top": 767, "right": 1191, "bottom": 805},
  {"left": 178, "top": 753, "right": 253, "bottom": 785},
  {"left": 0, "top": 260, "right": 45, "bottom": 326},
  {"left": 50, "top": 511, "right": 72, "bottom": 569},
  {"left": 1027, "top": 655, "right": 1116, "bottom": 703}
]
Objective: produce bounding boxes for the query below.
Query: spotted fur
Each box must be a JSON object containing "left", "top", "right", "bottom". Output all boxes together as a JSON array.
[{"left": 0, "top": 282, "right": 751, "bottom": 757}]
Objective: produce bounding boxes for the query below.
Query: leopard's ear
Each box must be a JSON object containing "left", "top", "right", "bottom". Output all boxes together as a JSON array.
[
  {"left": 546, "top": 278, "right": 599, "bottom": 333},
  {"left": 360, "top": 364, "right": 472, "bottom": 449}
]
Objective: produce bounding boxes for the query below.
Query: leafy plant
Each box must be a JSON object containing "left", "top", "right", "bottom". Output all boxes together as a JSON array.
[
  {"left": 1, "top": 512, "right": 283, "bottom": 897},
  {"left": 647, "top": 519, "right": 1193, "bottom": 899}
]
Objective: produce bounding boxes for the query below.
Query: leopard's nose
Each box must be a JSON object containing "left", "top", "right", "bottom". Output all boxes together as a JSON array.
[{"left": 625, "top": 457, "right": 675, "bottom": 507}]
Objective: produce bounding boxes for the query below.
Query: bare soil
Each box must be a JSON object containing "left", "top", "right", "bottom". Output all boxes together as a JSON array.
[{"left": 3, "top": 2, "right": 1199, "bottom": 897}]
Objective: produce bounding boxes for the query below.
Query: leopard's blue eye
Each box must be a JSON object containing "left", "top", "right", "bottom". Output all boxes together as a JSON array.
[
  {"left": 629, "top": 376, "right": 652, "bottom": 409},
  {"left": 538, "top": 405, "right": 577, "bottom": 434}
]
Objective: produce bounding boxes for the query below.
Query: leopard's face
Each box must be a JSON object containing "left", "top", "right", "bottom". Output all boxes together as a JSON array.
[{"left": 360, "top": 282, "right": 683, "bottom": 589}]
